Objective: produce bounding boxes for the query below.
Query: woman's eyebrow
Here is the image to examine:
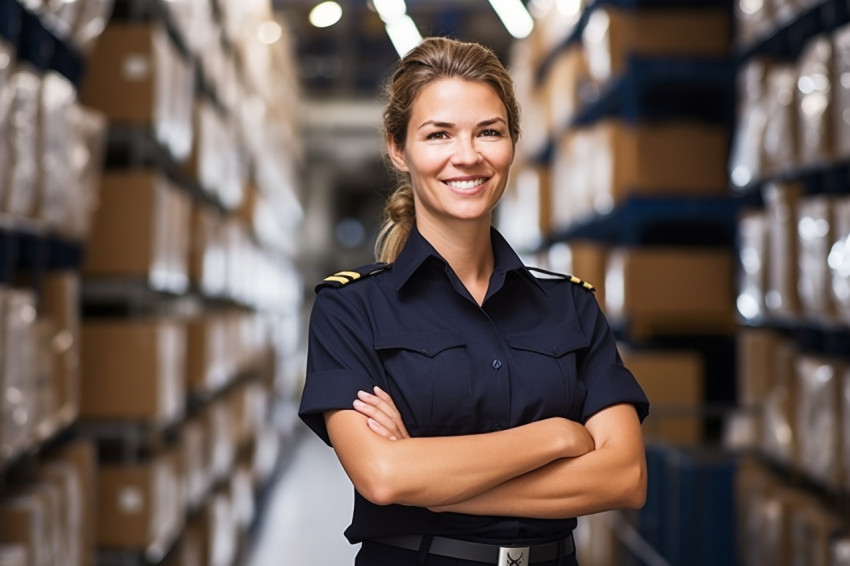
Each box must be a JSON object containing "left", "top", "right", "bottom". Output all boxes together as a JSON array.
[{"left": 417, "top": 117, "right": 507, "bottom": 130}]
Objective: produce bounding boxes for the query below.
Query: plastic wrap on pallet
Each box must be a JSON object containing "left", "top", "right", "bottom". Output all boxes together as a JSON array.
[
  {"left": 2, "top": 65, "right": 41, "bottom": 218},
  {"left": 38, "top": 72, "right": 76, "bottom": 229},
  {"left": 844, "top": 367, "right": 850, "bottom": 494},
  {"left": 0, "top": 290, "right": 37, "bottom": 461},
  {"left": 835, "top": 539, "right": 850, "bottom": 566},
  {"left": 153, "top": 27, "right": 194, "bottom": 163},
  {"left": 737, "top": 210, "right": 769, "bottom": 321},
  {"left": 70, "top": 0, "right": 115, "bottom": 55},
  {"left": 39, "top": 0, "right": 81, "bottom": 41},
  {"left": 763, "top": 181, "right": 803, "bottom": 317},
  {"left": 790, "top": 504, "right": 843, "bottom": 566},
  {"left": 797, "top": 195, "right": 836, "bottom": 318},
  {"left": 734, "top": 0, "right": 775, "bottom": 47},
  {"left": 730, "top": 60, "right": 769, "bottom": 189},
  {"left": 797, "top": 36, "right": 835, "bottom": 167},
  {"left": 61, "top": 103, "right": 106, "bottom": 241},
  {"left": 0, "top": 48, "right": 15, "bottom": 212},
  {"left": 0, "top": 545, "right": 27, "bottom": 566},
  {"left": 762, "top": 64, "right": 799, "bottom": 176},
  {"left": 834, "top": 24, "right": 850, "bottom": 160},
  {"left": 0, "top": 495, "right": 49, "bottom": 566},
  {"left": 828, "top": 196, "right": 850, "bottom": 321},
  {"left": 796, "top": 354, "right": 842, "bottom": 490},
  {"left": 166, "top": 0, "right": 217, "bottom": 57},
  {"left": 761, "top": 337, "right": 798, "bottom": 466}
]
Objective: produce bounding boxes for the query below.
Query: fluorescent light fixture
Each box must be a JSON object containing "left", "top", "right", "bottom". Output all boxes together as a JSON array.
[
  {"left": 310, "top": 1, "right": 343, "bottom": 28},
  {"left": 488, "top": 0, "right": 534, "bottom": 39},
  {"left": 385, "top": 14, "right": 422, "bottom": 57},
  {"left": 257, "top": 21, "right": 283, "bottom": 44},
  {"left": 373, "top": 0, "right": 407, "bottom": 23}
]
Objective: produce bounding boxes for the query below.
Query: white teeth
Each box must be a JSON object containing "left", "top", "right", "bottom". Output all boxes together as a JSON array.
[{"left": 446, "top": 178, "right": 486, "bottom": 190}]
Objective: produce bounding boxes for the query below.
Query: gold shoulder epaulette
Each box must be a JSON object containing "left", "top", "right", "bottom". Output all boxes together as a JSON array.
[
  {"left": 315, "top": 263, "right": 389, "bottom": 293},
  {"left": 526, "top": 267, "right": 595, "bottom": 292}
]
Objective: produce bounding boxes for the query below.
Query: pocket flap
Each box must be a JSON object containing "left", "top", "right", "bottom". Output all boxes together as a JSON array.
[
  {"left": 374, "top": 331, "right": 466, "bottom": 358},
  {"left": 507, "top": 323, "right": 588, "bottom": 357}
]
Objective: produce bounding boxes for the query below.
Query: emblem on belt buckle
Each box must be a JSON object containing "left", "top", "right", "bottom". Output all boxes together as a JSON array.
[{"left": 498, "top": 546, "right": 530, "bottom": 566}]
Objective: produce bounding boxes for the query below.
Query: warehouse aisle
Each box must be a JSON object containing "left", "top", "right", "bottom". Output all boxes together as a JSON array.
[{"left": 247, "top": 429, "right": 360, "bottom": 566}]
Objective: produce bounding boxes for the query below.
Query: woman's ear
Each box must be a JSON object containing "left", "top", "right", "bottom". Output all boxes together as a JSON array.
[{"left": 386, "top": 134, "right": 409, "bottom": 173}]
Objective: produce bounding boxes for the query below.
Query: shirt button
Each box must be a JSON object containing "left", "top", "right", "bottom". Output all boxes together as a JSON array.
[
  {"left": 551, "top": 347, "right": 560, "bottom": 355},
  {"left": 492, "top": 424, "right": 502, "bottom": 431},
  {"left": 491, "top": 359, "right": 502, "bottom": 370}
]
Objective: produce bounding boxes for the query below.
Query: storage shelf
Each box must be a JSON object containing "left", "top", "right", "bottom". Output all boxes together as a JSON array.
[
  {"left": 0, "top": 0, "right": 86, "bottom": 87},
  {"left": 542, "top": 195, "right": 739, "bottom": 248},
  {"left": 533, "top": 57, "right": 735, "bottom": 164},
  {"left": 736, "top": 0, "right": 850, "bottom": 62},
  {"left": 0, "top": 220, "right": 85, "bottom": 285},
  {"left": 535, "top": 0, "right": 733, "bottom": 86},
  {"left": 732, "top": 160, "right": 850, "bottom": 203}
]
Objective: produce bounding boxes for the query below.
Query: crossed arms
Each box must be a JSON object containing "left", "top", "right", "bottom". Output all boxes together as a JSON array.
[{"left": 324, "top": 387, "right": 646, "bottom": 519}]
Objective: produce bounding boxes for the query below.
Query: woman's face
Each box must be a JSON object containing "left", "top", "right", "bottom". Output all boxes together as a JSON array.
[{"left": 387, "top": 78, "right": 514, "bottom": 230}]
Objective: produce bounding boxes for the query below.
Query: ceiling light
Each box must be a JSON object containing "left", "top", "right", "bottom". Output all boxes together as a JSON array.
[
  {"left": 310, "top": 1, "right": 343, "bottom": 28},
  {"left": 257, "top": 21, "right": 283, "bottom": 44},
  {"left": 488, "top": 0, "right": 534, "bottom": 39},
  {"left": 373, "top": 0, "right": 407, "bottom": 23},
  {"left": 385, "top": 14, "right": 422, "bottom": 57}
]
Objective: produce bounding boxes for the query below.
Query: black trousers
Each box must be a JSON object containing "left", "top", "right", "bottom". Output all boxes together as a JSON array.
[{"left": 356, "top": 540, "right": 579, "bottom": 566}]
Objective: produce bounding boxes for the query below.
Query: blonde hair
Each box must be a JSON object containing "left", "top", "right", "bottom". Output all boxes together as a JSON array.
[{"left": 374, "top": 37, "right": 521, "bottom": 263}]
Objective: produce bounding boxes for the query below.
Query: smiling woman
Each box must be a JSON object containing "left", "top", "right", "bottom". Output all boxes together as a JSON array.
[{"left": 298, "top": 37, "right": 650, "bottom": 566}]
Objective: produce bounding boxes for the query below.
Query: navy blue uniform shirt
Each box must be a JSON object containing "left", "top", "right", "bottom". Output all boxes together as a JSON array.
[{"left": 299, "top": 226, "right": 649, "bottom": 545}]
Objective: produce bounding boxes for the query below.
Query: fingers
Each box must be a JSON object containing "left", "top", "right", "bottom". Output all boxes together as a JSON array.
[
  {"left": 366, "top": 418, "right": 398, "bottom": 441},
  {"left": 352, "top": 387, "right": 410, "bottom": 440}
]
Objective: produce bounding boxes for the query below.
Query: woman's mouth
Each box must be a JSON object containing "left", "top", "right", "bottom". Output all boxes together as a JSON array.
[{"left": 444, "top": 178, "right": 488, "bottom": 190}]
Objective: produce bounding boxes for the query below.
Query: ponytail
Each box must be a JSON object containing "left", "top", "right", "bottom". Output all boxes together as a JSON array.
[{"left": 375, "top": 184, "right": 415, "bottom": 263}]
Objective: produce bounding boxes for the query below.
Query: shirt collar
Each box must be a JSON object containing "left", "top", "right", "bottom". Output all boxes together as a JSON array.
[{"left": 391, "top": 224, "right": 546, "bottom": 294}]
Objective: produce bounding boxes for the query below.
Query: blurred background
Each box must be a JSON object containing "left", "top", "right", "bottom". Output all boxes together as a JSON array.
[{"left": 1, "top": 0, "right": 849, "bottom": 565}]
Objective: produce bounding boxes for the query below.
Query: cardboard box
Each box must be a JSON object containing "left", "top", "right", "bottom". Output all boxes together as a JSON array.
[
  {"left": 737, "top": 328, "right": 780, "bottom": 407},
  {"left": 583, "top": 7, "right": 730, "bottom": 84},
  {"left": 80, "top": 22, "right": 194, "bottom": 160},
  {"left": 185, "top": 315, "right": 228, "bottom": 395},
  {"left": 796, "top": 36, "right": 835, "bottom": 168},
  {"left": 597, "top": 121, "right": 730, "bottom": 203},
  {"left": 795, "top": 355, "right": 843, "bottom": 491},
  {"left": 619, "top": 348, "right": 703, "bottom": 444},
  {"left": 80, "top": 319, "right": 186, "bottom": 424},
  {"left": 761, "top": 338, "right": 799, "bottom": 466},
  {"left": 97, "top": 452, "right": 183, "bottom": 551},
  {"left": 797, "top": 196, "right": 836, "bottom": 318},
  {"left": 0, "top": 545, "right": 27, "bottom": 566},
  {"left": 185, "top": 492, "right": 237, "bottom": 566},
  {"left": 829, "top": 196, "right": 850, "bottom": 320},
  {"left": 0, "top": 495, "right": 48, "bottom": 566},
  {"left": 83, "top": 172, "right": 191, "bottom": 294},
  {"left": 188, "top": 205, "right": 227, "bottom": 297},
  {"left": 179, "top": 415, "right": 211, "bottom": 511},
  {"left": 834, "top": 24, "right": 850, "bottom": 160},
  {"left": 1, "top": 289, "right": 37, "bottom": 460},
  {"left": 790, "top": 502, "right": 843, "bottom": 566},
  {"left": 604, "top": 247, "right": 735, "bottom": 328},
  {"left": 566, "top": 240, "right": 608, "bottom": 312},
  {"left": 762, "top": 64, "right": 800, "bottom": 176}
]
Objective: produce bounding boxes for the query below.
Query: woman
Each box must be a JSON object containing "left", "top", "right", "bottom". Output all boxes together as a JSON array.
[{"left": 299, "top": 37, "right": 649, "bottom": 566}]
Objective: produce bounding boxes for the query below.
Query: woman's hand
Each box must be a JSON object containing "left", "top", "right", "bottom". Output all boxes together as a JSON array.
[{"left": 353, "top": 386, "right": 410, "bottom": 440}]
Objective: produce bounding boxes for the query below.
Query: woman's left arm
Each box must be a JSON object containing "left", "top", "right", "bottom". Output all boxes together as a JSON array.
[{"left": 428, "top": 403, "right": 646, "bottom": 519}]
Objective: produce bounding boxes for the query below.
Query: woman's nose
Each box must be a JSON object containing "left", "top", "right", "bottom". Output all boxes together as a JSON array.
[{"left": 451, "top": 138, "right": 482, "bottom": 165}]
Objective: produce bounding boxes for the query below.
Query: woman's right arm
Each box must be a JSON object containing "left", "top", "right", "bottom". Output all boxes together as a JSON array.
[{"left": 325, "top": 407, "right": 593, "bottom": 508}]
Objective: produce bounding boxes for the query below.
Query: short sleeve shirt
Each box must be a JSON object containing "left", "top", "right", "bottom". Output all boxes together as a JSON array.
[{"left": 299, "top": 226, "right": 649, "bottom": 545}]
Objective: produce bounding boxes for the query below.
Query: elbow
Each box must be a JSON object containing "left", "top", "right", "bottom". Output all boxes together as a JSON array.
[{"left": 352, "top": 457, "right": 404, "bottom": 506}]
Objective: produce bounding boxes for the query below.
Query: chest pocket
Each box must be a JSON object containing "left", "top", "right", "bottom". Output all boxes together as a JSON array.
[
  {"left": 506, "top": 323, "right": 589, "bottom": 420},
  {"left": 374, "top": 331, "right": 471, "bottom": 436}
]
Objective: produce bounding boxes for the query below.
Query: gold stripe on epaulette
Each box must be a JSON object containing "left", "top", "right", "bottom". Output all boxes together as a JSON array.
[
  {"left": 324, "top": 276, "right": 350, "bottom": 285},
  {"left": 336, "top": 271, "right": 362, "bottom": 280},
  {"left": 569, "top": 275, "right": 595, "bottom": 292}
]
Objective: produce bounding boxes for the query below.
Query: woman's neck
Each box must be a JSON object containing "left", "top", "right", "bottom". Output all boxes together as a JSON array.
[{"left": 416, "top": 218, "right": 494, "bottom": 304}]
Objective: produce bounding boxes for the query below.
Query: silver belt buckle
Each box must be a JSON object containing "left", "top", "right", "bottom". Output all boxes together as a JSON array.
[{"left": 498, "top": 546, "right": 530, "bottom": 566}]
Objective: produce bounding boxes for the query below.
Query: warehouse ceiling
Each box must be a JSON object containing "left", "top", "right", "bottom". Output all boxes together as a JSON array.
[{"left": 273, "top": 0, "right": 516, "bottom": 98}]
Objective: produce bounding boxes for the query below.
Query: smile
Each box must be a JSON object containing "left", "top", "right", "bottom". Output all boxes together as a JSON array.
[{"left": 444, "top": 178, "right": 487, "bottom": 190}]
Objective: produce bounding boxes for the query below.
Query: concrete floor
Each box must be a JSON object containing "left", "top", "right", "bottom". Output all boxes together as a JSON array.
[{"left": 247, "top": 429, "right": 360, "bottom": 566}]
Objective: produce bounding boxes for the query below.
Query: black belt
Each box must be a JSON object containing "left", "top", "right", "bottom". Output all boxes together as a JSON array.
[{"left": 372, "top": 534, "right": 574, "bottom": 564}]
